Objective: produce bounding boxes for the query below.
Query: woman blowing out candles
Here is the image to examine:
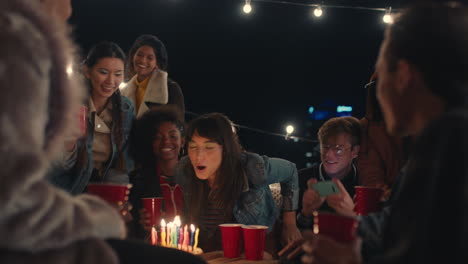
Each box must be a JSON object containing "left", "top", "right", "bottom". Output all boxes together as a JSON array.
[{"left": 174, "top": 113, "right": 302, "bottom": 253}]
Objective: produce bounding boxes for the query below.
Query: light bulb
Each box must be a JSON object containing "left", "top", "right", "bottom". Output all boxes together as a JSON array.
[
  {"left": 313, "top": 7, "right": 323, "bottom": 17},
  {"left": 286, "top": 125, "right": 294, "bottom": 134},
  {"left": 383, "top": 13, "right": 393, "bottom": 24},
  {"left": 243, "top": 3, "right": 252, "bottom": 14},
  {"left": 383, "top": 7, "right": 393, "bottom": 24}
]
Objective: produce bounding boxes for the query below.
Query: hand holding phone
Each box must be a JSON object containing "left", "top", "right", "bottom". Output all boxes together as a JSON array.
[
  {"left": 312, "top": 181, "right": 340, "bottom": 197},
  {"left": 302, "top": 178, "right": 326, "bottom": 216}
]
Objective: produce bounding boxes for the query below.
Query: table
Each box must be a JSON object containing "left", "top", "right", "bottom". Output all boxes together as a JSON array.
[{"left": 201, "top": 251, "right": 279, "bottom": 264}]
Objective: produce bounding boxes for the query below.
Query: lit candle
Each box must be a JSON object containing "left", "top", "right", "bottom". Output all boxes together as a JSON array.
[
  {"left": 167, "top": 222, "right": 173, "bottom": 247},
  {"left": 174, "top": 216, "right": 181, "bottom": 249},
  {"left": 193, "top": 227, "right": 200, "bottom": 250},
  {"left": 160, "top": 219, "right": 166, "bottom": 247},
  {"left": 173, "top": 223, "right": 177, "bottom": 248},
  {"left": 178, "top": 225, "right": 184, "bottom": 250},
  {"left": 183, "top": 224, "right": 189, "bottom": 251},
  {"left": 151, "top": 226, "right": 158, "bottom": 246},
  {"left": 171, "top": 223, "right": 177, "bottom": 248},
  {"left": 189, "top": 224, "right": 195, "bottom": 252}
]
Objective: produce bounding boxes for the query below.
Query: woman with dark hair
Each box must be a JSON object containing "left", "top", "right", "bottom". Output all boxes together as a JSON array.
[
  {"left": 128, "top": 105, "right": 185, "bottom": 239},
  {"left": 121, "top": 34, "right": 184, "bottom": 119},
  {"left": 50, "top": 41, "right": 134, "bottom": 194},
  {"left": 174, "top": 113, "right": 301, "bottom": 254},
  {"left": 357, "top": 74, "right": 410, "bottom": 200}
]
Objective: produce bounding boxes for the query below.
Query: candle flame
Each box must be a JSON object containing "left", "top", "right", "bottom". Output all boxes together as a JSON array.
[
  {"left": 190, "top": 224, "right": 195, "bottom": 232},
  {"left": 161, "top": 219, "right": 166, "bottom": 227},
  {"left": 174, "top": 215, "right": 181, "bottom": 227}
]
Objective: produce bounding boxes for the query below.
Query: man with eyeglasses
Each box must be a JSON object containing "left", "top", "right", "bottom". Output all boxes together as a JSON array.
[
  {"left": 294, "top": 2, "right": 468, "bottom": 264},
  {"left": 296, "top": 116, "right": 362, "bottom": 229}
]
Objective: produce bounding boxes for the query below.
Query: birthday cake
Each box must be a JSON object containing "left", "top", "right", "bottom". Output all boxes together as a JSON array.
[
  {"left": 150, "top": 216, "right": 203, "bottom": 255},
  {"left": 191, "top": 247, "right": 203, "bottom": 255}
]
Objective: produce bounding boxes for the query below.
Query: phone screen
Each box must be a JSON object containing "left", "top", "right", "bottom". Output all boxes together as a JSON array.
[{"left": 312, "top": 181, "right": 340, "bottom": 197}]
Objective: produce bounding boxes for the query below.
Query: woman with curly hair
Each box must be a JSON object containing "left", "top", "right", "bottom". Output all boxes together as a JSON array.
[{"left": 129, "top": 105, "right": 185, "bottom": 239}]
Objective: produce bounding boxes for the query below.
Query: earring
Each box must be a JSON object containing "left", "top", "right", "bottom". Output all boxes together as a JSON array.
[{"left": 179, "top": 147, "right": 185, "bottom": 157}]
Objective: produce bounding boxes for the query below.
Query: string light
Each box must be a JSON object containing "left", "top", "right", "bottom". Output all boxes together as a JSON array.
[
  {"left": 239, "top": 0, "right": 398, "bottom": 21},
  {"left": 285, "top": 124, "right": 295, "bottom": 140},
  {"left": 313, "top": 6, "right": 323, "bottom": 17},
  {"left": 383, "top": 7, "right": 393, "bottom": 24},
  {"left": 186, "top": 111, "right": 317, "bottom": 143},
  {"left": 243, "top": 0, "right": 252, "bottom": 14}
]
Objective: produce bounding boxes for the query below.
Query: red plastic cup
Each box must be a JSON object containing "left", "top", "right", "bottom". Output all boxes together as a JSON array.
[
  {"left": 78, "top": 105, "right": 87, "bottom": 137},
  {"left": 242, "top": 225, "right": 268, "bottom": 260},
  {"left": 219, "top": 223, "right": 243, "bottom": 258},
  {"left": 354, "top": 186, "right": 383, "bottom": 216},
  {"left": 142, "top": 197, "right": 164, "bottom": 227},
  {"left": 86, "top": 183, "right": 131, "bottom": 205},
  {"left": 313, "top": 212, "right": 358, "bottom": 243}
]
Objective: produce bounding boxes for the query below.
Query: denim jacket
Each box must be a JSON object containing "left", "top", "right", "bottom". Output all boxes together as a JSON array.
[
  {"left": 175, "top": 152, "right": 299, "bottom": 231},
  {"left": 49, "top": 96, "right": 135, "bottom": 195}
]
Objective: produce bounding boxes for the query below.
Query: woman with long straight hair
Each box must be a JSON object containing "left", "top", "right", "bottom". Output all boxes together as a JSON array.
[
  {"left": 175, "top": 113, "right": 302, "bottom": 253},
  {"left": 50, "top": 41, "right": 134, "bottom": 194}
]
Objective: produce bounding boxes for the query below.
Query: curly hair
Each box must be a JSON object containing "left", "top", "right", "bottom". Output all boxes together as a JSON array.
[
  {"left": 133, "top": 105, "right": 184, "bottom": 166},
  {"left": 126, "top": 34, "right": 168, "bottom": 80}
]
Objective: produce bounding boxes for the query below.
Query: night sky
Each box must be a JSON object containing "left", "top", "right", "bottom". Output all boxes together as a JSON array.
[{"left": 69, "top": 0, "right": 408, "bottom": 168}]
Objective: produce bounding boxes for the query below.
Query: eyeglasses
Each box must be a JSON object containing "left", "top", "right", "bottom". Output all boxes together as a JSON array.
[{"left": 320, "top": 144, "right": 352, "bottom": 156}]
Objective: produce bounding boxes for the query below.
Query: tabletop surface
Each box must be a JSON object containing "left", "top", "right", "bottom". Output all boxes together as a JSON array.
[{"left": 201, "top": 251, "right": 279, "bottom": 264}]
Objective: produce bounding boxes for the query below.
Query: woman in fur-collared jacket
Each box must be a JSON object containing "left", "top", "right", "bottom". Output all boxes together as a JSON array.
[
  {"left": 0, "top": 0, "right": 126, "bottom": 263},
  {"left": 121, "top": 34, "right": 185, "bottom": 119}
]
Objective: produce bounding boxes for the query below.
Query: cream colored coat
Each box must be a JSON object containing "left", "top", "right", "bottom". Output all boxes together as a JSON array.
[
  {"left": 121, "top": 69, "right": 169, "bottom": 118},
  {"left": 0, "top": 0, "right": 124, "bottom": 263}
]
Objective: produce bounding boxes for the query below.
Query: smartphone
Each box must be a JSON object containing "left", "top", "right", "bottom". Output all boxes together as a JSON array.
[{"left": 312, "top": 181, "right": 340, "bottom": 197}]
